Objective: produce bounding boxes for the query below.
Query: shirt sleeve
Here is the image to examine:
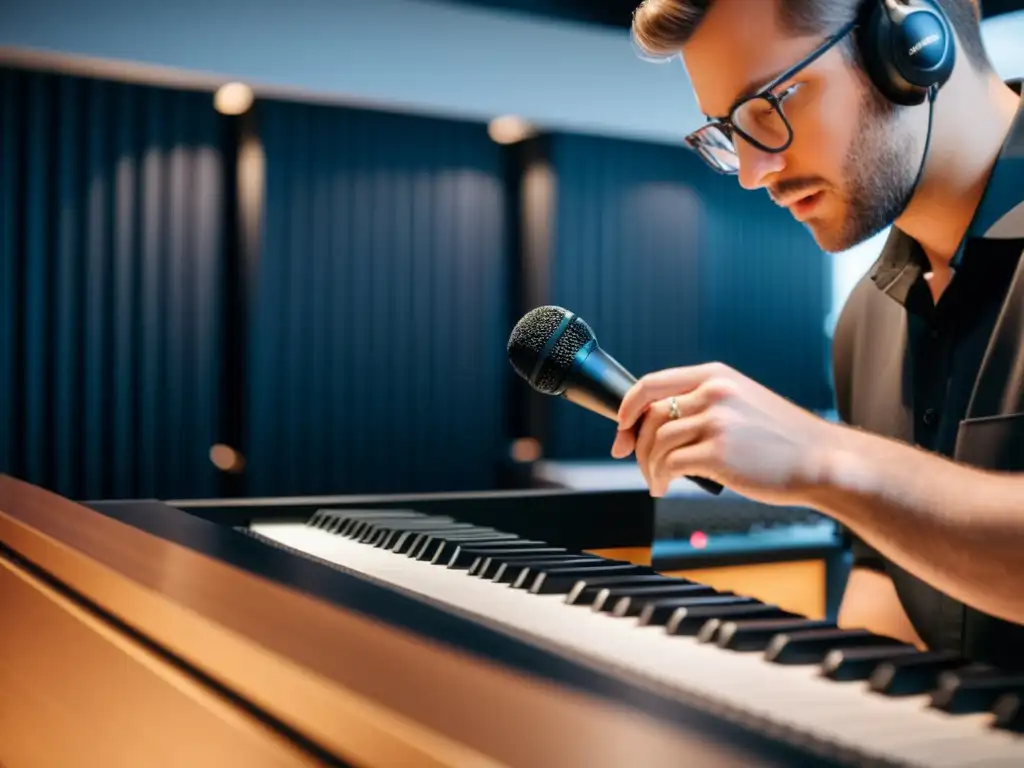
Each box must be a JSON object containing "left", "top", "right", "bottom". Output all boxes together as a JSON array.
[{"left": 846, "top": 530, "right": 888, "bottom": 573}]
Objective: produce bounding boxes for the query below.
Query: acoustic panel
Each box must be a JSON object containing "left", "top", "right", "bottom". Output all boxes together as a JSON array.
[
  {"left": 698, "top": 172, "right": 833, "bottom": 411},
  {"left": 248, "top": 101, "right": 508, "bottom": 496},
  {"left": 0, "top": 66, "right": 225, "bottom": 500},
  {"left": 544, "top": 134, "right": 705, "bottom": 459}
]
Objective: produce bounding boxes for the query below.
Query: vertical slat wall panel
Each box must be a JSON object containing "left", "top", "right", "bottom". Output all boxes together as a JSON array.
[
  {"left": 546, "top": 134, "right": 705, "bottom": 459},
  {"left": 248, "top": 101, "right": 507, "bottom": 496},
  {"left": 0, "top": 66, "right": 224, "bottom": 500},
  {"left": 54, "top": 75, "right": 82, "bottom": 496},
  {"left": 24, "top": 72, "right": 52, "bottom": 487},
  {"left": 699, "top": 170, "right": 833, "bottom": 411},
  {"left": 545, "top": 133, "right": 831, "bottom": 459},
  {"left": 83, "top": 77, "right": 110, "bottom": 499},
  {"left": 0, "top": 69, "right": 16, "bottom": 476}
]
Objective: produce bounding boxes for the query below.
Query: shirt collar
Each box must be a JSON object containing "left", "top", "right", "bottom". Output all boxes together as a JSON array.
[{"left": 870, "top": 79, "right": 1024, "bottom": 306}]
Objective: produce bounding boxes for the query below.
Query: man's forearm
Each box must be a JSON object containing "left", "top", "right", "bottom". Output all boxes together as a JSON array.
[{"left": 804, "top": 425, "right": 1024, "bottom": 626}]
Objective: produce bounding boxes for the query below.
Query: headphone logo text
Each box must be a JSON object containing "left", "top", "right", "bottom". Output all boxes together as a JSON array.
[{"left": 908, "top": 34, "right": 940, "bottom": 58}]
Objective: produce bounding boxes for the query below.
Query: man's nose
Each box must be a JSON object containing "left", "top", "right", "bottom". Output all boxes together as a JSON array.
[{"left": 736, "top": 138, "right": 786, "bottom": 191}]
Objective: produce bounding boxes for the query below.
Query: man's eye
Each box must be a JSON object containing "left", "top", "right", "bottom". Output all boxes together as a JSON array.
[{"left": 776, "top": 82, "right": 803, "bottom": 102}]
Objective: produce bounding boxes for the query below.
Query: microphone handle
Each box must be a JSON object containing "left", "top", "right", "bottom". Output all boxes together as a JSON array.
[{"left": 561, "top": 343, "right": 723, "bottom": 496}]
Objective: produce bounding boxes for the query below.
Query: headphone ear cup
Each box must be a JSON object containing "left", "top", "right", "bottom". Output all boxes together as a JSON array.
[
  {"left": 856, "top": 0, "right": 955, "bottom": 106},
  {"left": 856, "top": 0, "right": 913, "bottom": 104}
]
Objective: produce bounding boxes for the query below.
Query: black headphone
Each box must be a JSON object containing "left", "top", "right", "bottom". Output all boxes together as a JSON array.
[{"left": 856, "top": 0, "right": 956, "bottom": 106}]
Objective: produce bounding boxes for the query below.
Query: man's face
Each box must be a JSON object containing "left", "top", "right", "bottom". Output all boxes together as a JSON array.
[{"left": 680, "top": 0, "right": 919, "bottom": 253}]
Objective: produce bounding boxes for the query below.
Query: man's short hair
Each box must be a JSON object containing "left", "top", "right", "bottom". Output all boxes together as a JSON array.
[{"left": 631, "top": 0, "right": 992, "bottom": 74}]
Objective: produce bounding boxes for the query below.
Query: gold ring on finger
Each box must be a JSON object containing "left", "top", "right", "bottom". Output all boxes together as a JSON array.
[{"left": 667, "top": 396, "right": 680, "bottom": 420}]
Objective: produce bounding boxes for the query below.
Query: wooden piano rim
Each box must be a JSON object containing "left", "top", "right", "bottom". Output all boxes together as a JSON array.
[
  {"left": 0, "top": 475, "right": 820, "bottom": 768},
  {"left": 0, "top": 550, "right": 325, "bottom": 768}
]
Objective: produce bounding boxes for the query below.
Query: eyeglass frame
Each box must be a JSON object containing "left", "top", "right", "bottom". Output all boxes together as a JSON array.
[{"left": 683, "top": 19, "right": 859, "bottom": 172}]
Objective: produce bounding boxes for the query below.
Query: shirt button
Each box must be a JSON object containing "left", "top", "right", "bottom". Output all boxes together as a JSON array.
[{"left": 922, "top": 408, "right": 938, "bottom": 426}]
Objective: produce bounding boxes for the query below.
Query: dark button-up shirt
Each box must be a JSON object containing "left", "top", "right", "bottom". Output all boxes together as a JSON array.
[{"left": 832, "top": 80, "right": 1024, "bottom": 669}]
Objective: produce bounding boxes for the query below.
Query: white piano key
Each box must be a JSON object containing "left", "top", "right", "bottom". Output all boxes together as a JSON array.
[{"left": 251, "top": 522, "right": 1024, "bottom": 767}]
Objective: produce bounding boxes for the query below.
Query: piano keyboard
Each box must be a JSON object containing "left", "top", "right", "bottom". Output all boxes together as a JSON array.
[{"left": 250, "top": 509, "right": 1024, "bottom": 767}]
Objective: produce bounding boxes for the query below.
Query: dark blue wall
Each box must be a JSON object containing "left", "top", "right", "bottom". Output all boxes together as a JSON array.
[
  {"left": 0, "top": 64, "right": 833, "bottom": 500},
  {"left": 0, "top": 67, "right": 225, "bottom": 500},
  {"left": 544, "top": 133, "right": 831, "bottom": 459},
  {"left": 700, "top": 166, "right": 834, "bottom": 410},
  {"left": 246, "top": 100, "right": 509, "bottom": 496}
]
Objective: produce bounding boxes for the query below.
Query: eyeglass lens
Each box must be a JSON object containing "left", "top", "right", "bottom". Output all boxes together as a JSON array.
[
  {"left": 692, "top": 95, "right": 791, "bottom": 174},
  {"left": 692, "top": 125, "right": 739, "bottom": 173},
  {"left": 733, "top": 96, "right": 790, "bottom": 149}
]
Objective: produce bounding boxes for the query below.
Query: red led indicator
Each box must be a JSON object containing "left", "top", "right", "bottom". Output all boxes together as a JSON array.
[{"left": 690, "top": 531, "right": 708, "bottom": 549}]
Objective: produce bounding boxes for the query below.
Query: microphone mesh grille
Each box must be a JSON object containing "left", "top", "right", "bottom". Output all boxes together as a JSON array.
[
  {"left": 507, "top": 306, "right": 570, "bottom": 381},
  {"left": 534, "top": 316, "right": 594, "bottom": 394}
]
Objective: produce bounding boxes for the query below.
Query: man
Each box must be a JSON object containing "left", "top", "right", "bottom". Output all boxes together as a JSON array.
[{"left": 613, "top": 0, "right": 1024, "bottom": 670}]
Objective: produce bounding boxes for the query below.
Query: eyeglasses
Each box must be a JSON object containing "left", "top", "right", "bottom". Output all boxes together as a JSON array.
[{"left": 684, "top": 20, "right": 857, "bottom": 175}]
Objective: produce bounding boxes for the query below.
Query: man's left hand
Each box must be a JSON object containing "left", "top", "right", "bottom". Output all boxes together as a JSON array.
[{"left": 611, "top": 362, "right": 842, "bottom": 505}]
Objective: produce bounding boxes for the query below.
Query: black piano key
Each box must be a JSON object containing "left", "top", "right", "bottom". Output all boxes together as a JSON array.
[
  {"left": 820, "top": 645, "right": 920, "bottom": 681},
  {"left": 443, "top": 544, "right": 568, "bottom": 569},
  {"left": 717, "top": 618, "right": 837, "bottom": 651},
  {"left": 416, "top": 535, "right": 534, "bottom": 561},
  {"left": 992, "top": 692, "right": 1024, "bottom": 733},
  {"left": 402, "top": 525, "right": 502, "bottom": 548},
  {"left": 355, "top": 518, "right": 457, "bottom": 543},
  {"left": 373, "top": 525, "right": 450, "bottom": 549},
  {"left": 438, "top": 540, "right": 564, "bottom": 563},
  {"left": 527, "top": 565, "right": 652, "bottom": 594},
  {"left": 305, "top": 509, "right": 333, "bottom": 528},
  {"left": 667, "top": 604, "right": 798, "bottom": 637},
  {"left": 565, "top": 575, "right": 685, "bottom": 606},
  {"left": 406, "top": 530, "right": 517, "bottom": 558},
  {"left": 436, "top": 540, "right": 557, "bottom": 565},
  {"left": 929, "top": 667, "right": 1024, "bottom": 714},
  {"left": 316, "top": 507, "right": 422, "bottom": 524},
  {"left": 491, "top": 556, "right": 605, "bottom": 584},
  {"left": 868, "top": 650, "right": 968, "bottom": 696},
  {"left": 319, "top": 509, "right": 425, "bottom": 536},
  {"left": 415, "top": 534, "right": 525, "bottom": 562},
  {"left": 696, "top": 606, "right": 806, "bottom": 643},
  {"left": 509, "top": 559, "right": 633, "bottom": 588},
  {"left": 477, "top": 557, "right": 593, "bottom": 581},
  {"left": 491, "top": 556, "right": 604, "bottom": 583},
  {"left": 446, "top": 545, "right": 568, "bottom": 569},
  {"left": 476, "top": 553, "right": 596, "bottom": 580},
  {"left": 348, "top": 514, "right": 449, "bottom": 539},
  {"left": 765, "top": 628, "right": 905, "bottom": 665},
  {"left": 597, "top": 584, "right": 717, "bottom": 614},
  {"left": 397, "top": 530, "right": 486, "bottom": 556},
  {"left": 366, "top": 520, "right": 474, "bottom": 547},
  {"left": 377, "top": 524, "right": 480, "bottom": 549},
  {"left": 637, "top": 595, "right": 752, "bottom": 627},
  {"left": 307, "top": 509, "right": 364, "bottom": 532}
]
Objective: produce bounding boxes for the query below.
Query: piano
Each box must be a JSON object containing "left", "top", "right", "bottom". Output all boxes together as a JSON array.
[{"left": 2, "top": 472, "right": 1023, "bottom": 767}]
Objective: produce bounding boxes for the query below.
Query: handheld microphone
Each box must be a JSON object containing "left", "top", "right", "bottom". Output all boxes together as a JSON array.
[{"left": 507, "top": 306, "right": 723, "bottom": 496}]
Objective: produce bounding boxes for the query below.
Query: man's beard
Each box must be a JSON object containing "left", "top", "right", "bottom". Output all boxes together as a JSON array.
[{"left": 820, "top": 85, "right": 921, "bottom": 253}]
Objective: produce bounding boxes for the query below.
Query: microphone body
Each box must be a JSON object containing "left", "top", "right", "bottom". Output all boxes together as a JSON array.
[
  {"left": 561, "top": 341, "right": 634, "bottom": 420},
  {"left": 562, "top": 342, "right": 722, "bottom": 496},
  {"left": 507, "top": 306, "right": 723, "bottom": 497}
]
